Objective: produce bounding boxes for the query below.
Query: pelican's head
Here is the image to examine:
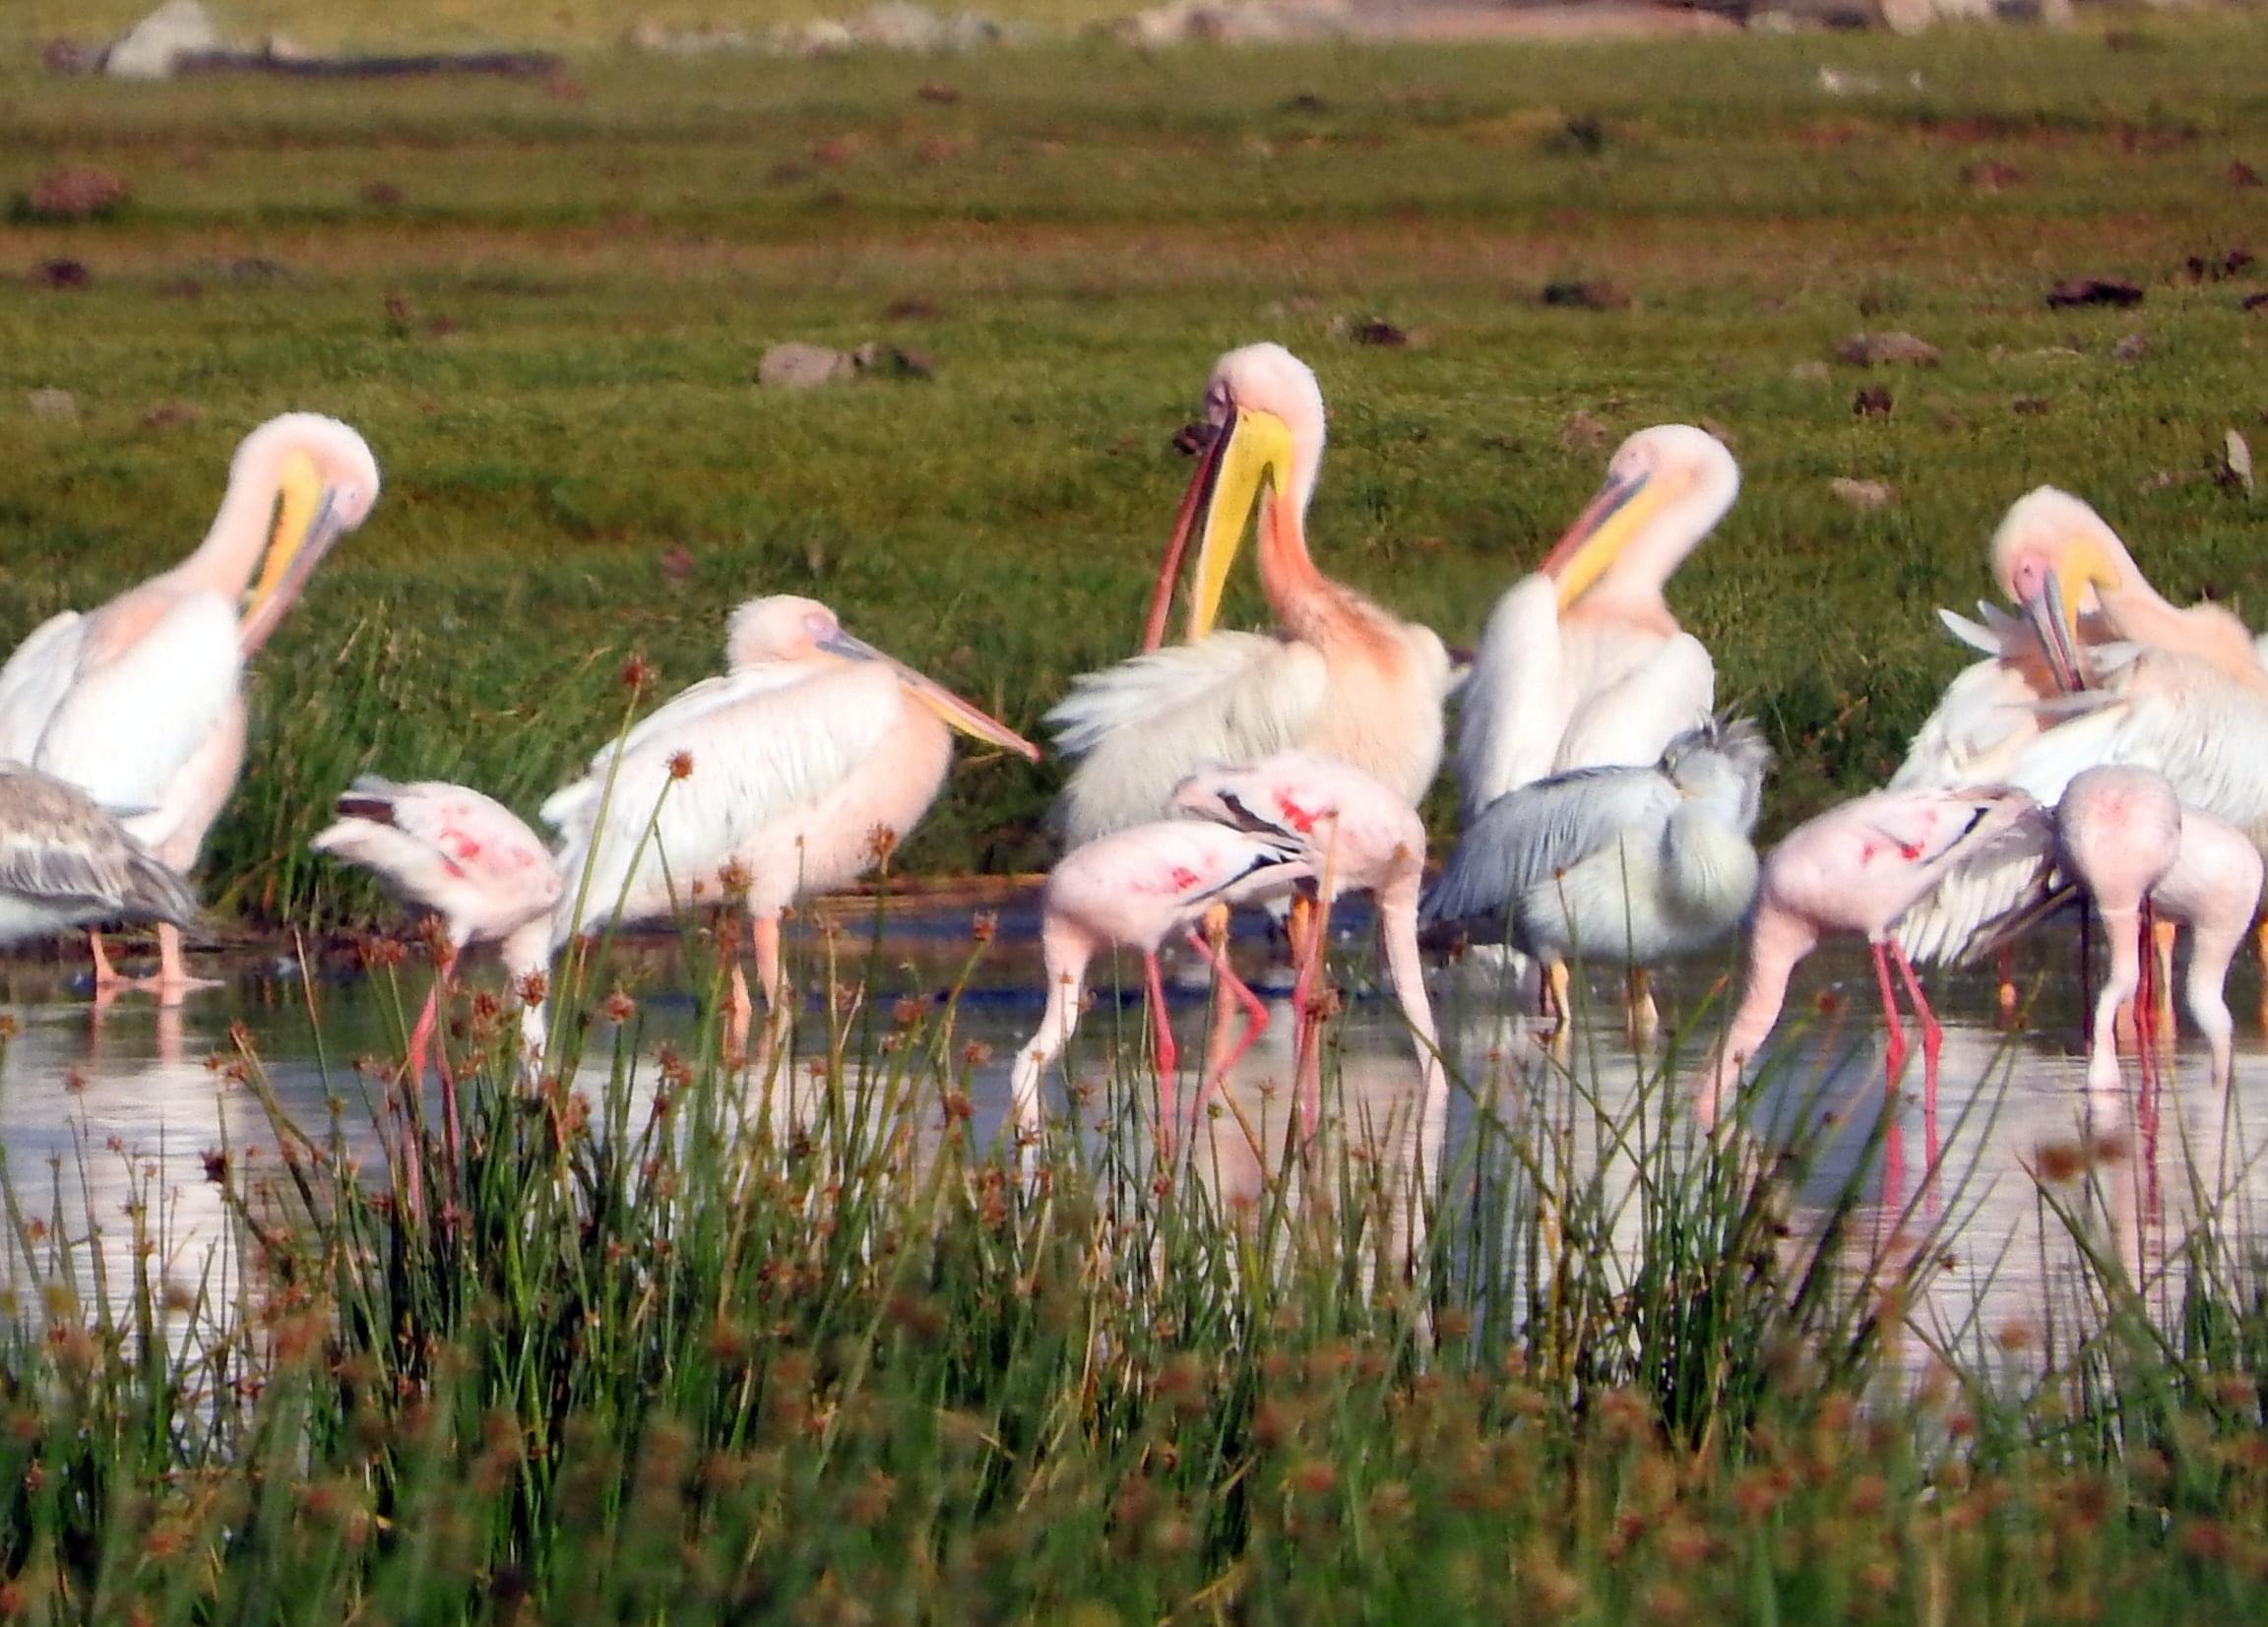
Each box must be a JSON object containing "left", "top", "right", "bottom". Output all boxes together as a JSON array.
[
  {"left": 1987, "top": 487, "right": 2135, "bottom": 695},
  {"left": 728, "top": 595, "right": 1040, "bottom": 761},
  {"left": 1144, "top": 343, "right": 1327, "bottom": 650},
  {"left": 1539, "top": 424, "right": 1737, "bottom": 611},
  {"left": 1663, "top": 716, "right": 1772, "bottom": 833},
  {"left": 239, "top": 413, "right": 382, "bottom": 640}
]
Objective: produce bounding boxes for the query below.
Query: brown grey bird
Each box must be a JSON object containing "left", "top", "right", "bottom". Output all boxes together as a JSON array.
[{"left": 0, "top": 764, "right": 201, "bottom": 948}]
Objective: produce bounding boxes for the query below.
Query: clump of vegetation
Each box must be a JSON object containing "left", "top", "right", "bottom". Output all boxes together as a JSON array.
[{"left": 2, "top": 902, "right": 2265, "bottom": 1620}]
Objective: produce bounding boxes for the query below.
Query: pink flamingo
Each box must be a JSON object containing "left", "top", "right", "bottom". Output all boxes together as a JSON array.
[
  {"left": 1008, "top": 821, "right": 1311, "bottom": 1141},
  {"left": 1170, "top": 751, "right": 1442, "bottom": 1133},
  {"left": 1699, "top": 785, "right": 2043, "bottom": 1124},
  {"left": 312, "top": 779, "right": 562, "bottom": 1173}
]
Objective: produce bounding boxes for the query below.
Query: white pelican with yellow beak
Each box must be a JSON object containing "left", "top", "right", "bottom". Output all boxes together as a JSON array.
[
  {"left": 1048, "top": 344, "right": 1452, "bottom": 844},
  {"left": 1453, "top": 424, "right": 1734, "bottom": 827},
  {"left": 0, "top": 413, "right": 380, "bottom": 999},
  {"left": 544, "top": 594, "right": 1040, "bottom": 1046}
]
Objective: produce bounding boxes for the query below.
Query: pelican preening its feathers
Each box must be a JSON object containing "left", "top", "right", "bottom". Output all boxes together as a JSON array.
[
  {"left": 6, "top": 363, "right": 2264, "bottom": 1164},
  {"left": 0, "top": 412, "right": 379, "bottom": 1000}
]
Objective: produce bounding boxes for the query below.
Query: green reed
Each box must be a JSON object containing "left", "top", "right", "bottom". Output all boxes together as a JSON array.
[{"left": 1, "top": 904, "right": 2265, "bottom": 1621}]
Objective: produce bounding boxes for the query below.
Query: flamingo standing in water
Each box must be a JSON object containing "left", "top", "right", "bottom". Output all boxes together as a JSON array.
[
  {"left": 0, "top": 414, "right": 381, "bottom": 1001},
  {"left": 1048, "top": 343, "right": 1452, "bottom": 843},
  {"left": 1171, "top": 751, "right": 1444, "bottom": 1131},
  {"left": 0, "top": 764, "right": 200, "bottom": 947},
  {"left": 542, "top": 595, "right": 1039, "bottom": 1050},
  {"left": 1698, "top": 784, "right": 2044, "bottom": 1124},
  {"left": 1454, "top": 424, "right": 1734, "bottom": 823},
  {"left": 1008, "top": 820, "right": 1310, "bottom": 1140},
  {"left": 311, "top": 778, "right": 562, "bottom": 1074}
]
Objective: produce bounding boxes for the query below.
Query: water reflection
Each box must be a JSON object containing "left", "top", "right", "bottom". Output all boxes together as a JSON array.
[{"left": 3, "top": 911, "right": 2264, "bottom": 1378}]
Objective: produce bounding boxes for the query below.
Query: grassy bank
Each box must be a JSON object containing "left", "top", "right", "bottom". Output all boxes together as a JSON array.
[
  {"left": 4, "top": 911, "right": 2267, "bottom": 1620},
  {"left": 3, "top": 21, "right": 2267, "bottom": 928}
]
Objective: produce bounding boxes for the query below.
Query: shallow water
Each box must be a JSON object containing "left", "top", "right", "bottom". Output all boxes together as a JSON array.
[{"left": 4, "top": 902, "right": 2264, "bottom": 1375}]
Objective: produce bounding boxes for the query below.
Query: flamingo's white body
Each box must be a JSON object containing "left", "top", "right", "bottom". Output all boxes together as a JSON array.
[
  {"left": 0, "top": 414, "right": 380, "bottom": 999},
  {"left": 1171, "top": 750, "right": 1444, "bottom": 1120},
  {"left": 1049, "top": 344, "right": 1451, "bottom": 845},
  {"left": 1008, "top": 820, "right": 1310, "bottom": 1136},
  {"left": 1453, "top": 424, "right": 1733, "bottom": 825},
  {"left": 542, "top": 595, "right": 1038, "bottom": 1041},
  {"left": 312, "top": 778, "right": 562, "bottom": 1067}
]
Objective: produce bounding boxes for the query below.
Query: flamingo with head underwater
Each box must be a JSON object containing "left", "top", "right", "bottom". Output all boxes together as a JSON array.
[{"left": 0, "top": 413, "right": 380, "bottom": 1001}]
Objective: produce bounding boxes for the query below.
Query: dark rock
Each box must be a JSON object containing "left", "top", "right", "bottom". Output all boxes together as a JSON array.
[
  {"left": 1542, "top": 280, "right": 1631, "bottom": 312},
  {"left": 2231, "top": 160, "right": 2264, "bottom": 190},
  {"left": 884, "top": 295, "right": 941, "bottom": 320},
  {"left": 2046, "top": 277, "right": 2144, "bottom": 309},
  {"left": 1171, "top": 420, "right": 1220, "bottom": 458},
  {"left": 1349, "top": 318, "right": 1408, "bottom": 346},
  {"left": 142, "top": 401, "right": 201, "bottom": 430},
  {"left": 2011, "top": 396, "right": 2051, "bottom": 415},
  {"left": 32, "top": 259, "right": 91, "bottom": 289},
  {"left": 916, "top": 80, "right": 960, "bottom": 103},
  {"left": 360, "top": 180, "right": 405, "bottom": 206},
  {"left": 2242, "top": 292, "right": 2268, "bottom": 314},
  {"left": 1853, "top": 386, "right": 1894, "bottom": 417}
]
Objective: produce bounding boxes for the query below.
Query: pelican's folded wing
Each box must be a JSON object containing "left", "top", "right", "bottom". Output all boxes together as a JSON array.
[
  {"left": 1421, "top": 765, "right": 1673, "bottom": 927},
  {"left": 29, "top": 596, "right": 240, "bottom": 816},
  {"left": 1890, "top": 802, "right": 2059, "bottom": 967},
  {"left": 1452, "top": 573, "right": 1563, "bottom": 824},
  {"left": 1045, "top": 632, "right": 1328, "bottom": 845},
  {"left": 1555, "top": 630, "right": 1715, "bottom": 777},
  {"left": 0, "top": 611, "right": 85, "bottom": 766}
]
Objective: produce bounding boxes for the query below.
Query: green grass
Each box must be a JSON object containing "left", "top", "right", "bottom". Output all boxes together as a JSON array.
[
  {"left": 4, "top": 895, "right": 2267, "bottom": 1622},
  {"left": 4, "top": 21, "right": 2268, "bottom": 928}
]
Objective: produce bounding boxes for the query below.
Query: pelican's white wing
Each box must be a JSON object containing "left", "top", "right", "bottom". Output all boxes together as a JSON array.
[
  {"left": 27, "top": 595, "right": 240, "bottom": 816},
  {"left": 1452, "top": 574, "right": 1563, "bottom": 825},
  {"left": 1889, "top": 656, "right": 2047, "bottom": 790},
  {"left": 0, "top": 611, "right": 86, "bottom": 765},
  {"left": 1554, "top": 631, "right": 1714, "bottom": 777},
  {"left": 1890, "top": 803, "right": 2059, "bottom": 967},
  {"left": 1046, "top": 631, "right": 1329, "bottom": 845},
  {"left": 1422, "top": 765, "right": 1675, "bottom": 927},
  {"left": 2000, "top": 651, "right": 2268, "bottom": 838},
  {"left": 585, "top": 662, "right": 815, "bottom": 773},
  {"left": 547, "top": 662, "right": 903, "bottom": 943}
]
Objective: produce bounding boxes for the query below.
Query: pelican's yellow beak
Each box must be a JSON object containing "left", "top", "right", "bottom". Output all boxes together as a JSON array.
[
  {"left": 2018, "top": 537, "right": 2115, "bottom": 695},
  {"left": 1539, "top": 466, "right": 1666, "bottom": 611},
  {"left": 818, "top": 629, "right": 1041, "bottom": 762},
  {"left": 1181, "top": 406, "right": 1296, "bottom": 641},
  {"left": 244, "top": 451, "right": 324, "bottom": 617}
]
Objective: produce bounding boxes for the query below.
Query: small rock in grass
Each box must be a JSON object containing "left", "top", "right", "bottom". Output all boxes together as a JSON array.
[
  {"left": 32, "top": 258, "right": 90, "bottom": 289},
  {"left": 26, "top": 389, "right": 78, "bottom": 421},
  {"left": 360, "top": 180, "right": 405, "bottom": 207},
  {"left": 2046, "top": 277, "right": 2143, "bottom": 309},
  {"left": 2226, "top": 430, "right": 2255, "bottom": 495},
  {"left": 142, "top": 401, "right": 200, "bottom": 430},
  {"left": 1829, "top": 477, "right": 1894, "bottom": 510},
  {"left": 2231, "top": 160, "right": 2264, "bottom": 190},
  {"left": 2185, "top": 249, "right": 2254, "bottom": 282},
  {"left": 916, "top": 80, "right": 960, "bottom": 103},
  {"left": 659, "top": 545, "right": 695, "bottom": 584},
  {"left": 1789, "top": 359, "right": 1832, "bottom": 385},
  {"left": 16, "top": 165, "right": 128, "bottom": 222},
  {"left": 1558, "top": 410, "right": 1609, "bottom": 454},
  {"left": 1962, "top": 159, "right": 2024, "bottom": 192},
  {"left": 1342, "top": 318, "right": 1409, "bottom": 346},
  {"left": 758, "top": 342, "right": 859, "bottom": 389},
  {"left": 1853, "top": 386, "right": 1894, "bottom": 418},
  {"left": 2012, "top": 396, "right": 2051, "bottom": 415},
  {"left": 1542, "top": 280, "right": 1631, "bottom": 311},
  {"left": 1171, "top": 420, "right": 1220, "bottom": 458},
  {"left": 2111, "top": 332, "right": 2151, "bottom": 361},
  {"left": 2243, "top": 292, "right": 2268, "bottom": 314},
  {"left": 884, "top": 295, "right": 941, "bottom": 320},
  {"left": 1836, "top": 331, "right": 1940, "bottom": 367}
]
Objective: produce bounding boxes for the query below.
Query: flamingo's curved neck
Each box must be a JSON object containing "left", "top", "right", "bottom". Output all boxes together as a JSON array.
[{"left": 170, "top": 439, "right": 294, "bottom": 599}]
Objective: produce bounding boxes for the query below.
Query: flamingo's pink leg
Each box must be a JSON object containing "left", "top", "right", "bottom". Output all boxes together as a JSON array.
[
  {"left": 406, "top": 984, "right": 439, "bottom": 1086},
  {"left": 1185, "top": 927, "right": 1270, "bottom": 1116},
  {"left": 1869, "top": 940, "right": 1909, "bottom": 1091},
  {"left": 1144, "top": 950, "right": 1178, "bottom": 1138},
  {"left": 1888, "top": 940, "right": 1941, "bottom": 1117}
]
